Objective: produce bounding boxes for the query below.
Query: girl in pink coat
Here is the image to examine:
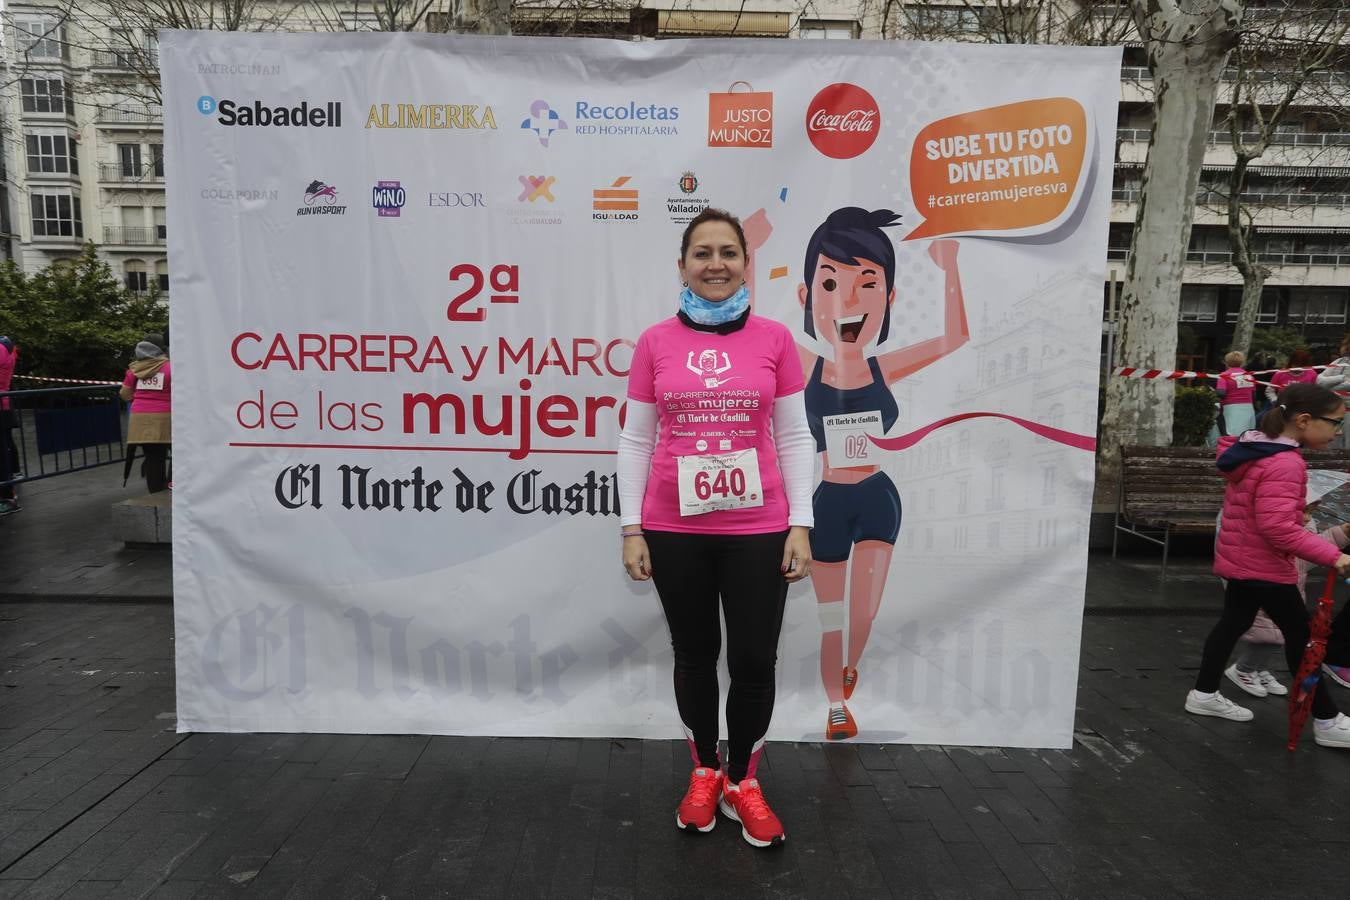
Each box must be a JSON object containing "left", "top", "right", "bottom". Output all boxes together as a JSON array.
[
  {"left": 1187, "top": 383, "right": 1350, "bottom": 749},
  {"left": 1222, "top": 494, "right": 1350, "bottom": 699}
]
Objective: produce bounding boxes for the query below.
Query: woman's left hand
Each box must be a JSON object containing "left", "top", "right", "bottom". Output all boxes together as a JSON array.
[{"left": 781, "top": 526, "right": 813, "bottom": 583}]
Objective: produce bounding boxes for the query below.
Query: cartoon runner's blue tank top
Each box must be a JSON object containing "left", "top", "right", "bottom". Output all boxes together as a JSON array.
[{"left": 805, "top": 356, "right": 900, "bottom": 452}]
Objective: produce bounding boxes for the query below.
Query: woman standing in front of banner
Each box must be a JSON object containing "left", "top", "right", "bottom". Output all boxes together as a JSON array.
[
  {"left": 618, "top": 208, "right": 815, "bottom": 849},
  {"left": 121, "top": 334, "right": 172, "bottom": 493},
  {"left": 794, "top": 208, "right": 968, "bottom": 741}
]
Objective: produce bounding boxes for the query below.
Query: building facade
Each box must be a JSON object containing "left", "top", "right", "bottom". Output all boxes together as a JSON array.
[{"left": 2, "top": 0, "right": 1346, "bottom": 368}]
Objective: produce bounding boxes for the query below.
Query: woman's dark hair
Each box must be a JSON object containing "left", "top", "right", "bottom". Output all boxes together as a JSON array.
[
  {"left": 801, "top": 207, "right": 901, "bottom": 343},
  {"left": 1289, "top": 347, "right": 1312, "bottom": 367},
  {"left": 1339, "top": 333, "right": 1350, "bottom": 357},
  {"left": 1259, "top": 382, "right": 1343, "bottom": 437},
  {"left": 680, "top": 208, "right": 746, "bottom": 260}
]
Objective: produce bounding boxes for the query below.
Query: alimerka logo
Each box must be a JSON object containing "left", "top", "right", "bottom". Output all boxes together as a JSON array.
[{"left": 365, "top": 103, "right": 497, "bottom": 130}]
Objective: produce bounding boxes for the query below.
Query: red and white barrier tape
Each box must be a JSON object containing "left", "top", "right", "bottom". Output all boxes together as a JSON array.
[
  {"left": 1112, "top": 366, "right": 1350, "bottom": 396},
  {"left": 11, "top": 374, "right": 121, "bottom": 386},
  {"left": 1112, "top": 366, "right": 1278, "bottom": 388}
]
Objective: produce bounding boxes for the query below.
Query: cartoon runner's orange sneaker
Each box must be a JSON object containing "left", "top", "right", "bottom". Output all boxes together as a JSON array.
[
  {"left": 676, "top": 766, "right": 723, "bottom": 833},
  {"left": 827, "top": 704, "right": 857, "bottom": 741},
  {"left": 719, "top": 778, "right": 785, "bottom": 848},
  {"left": 843, "top": 667, "right": 858, "bottom": 700}
]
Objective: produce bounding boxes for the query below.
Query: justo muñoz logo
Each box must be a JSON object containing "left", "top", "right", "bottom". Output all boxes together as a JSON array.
[{"left": 806, "top": 83, "right": 880, "bottom": 160}]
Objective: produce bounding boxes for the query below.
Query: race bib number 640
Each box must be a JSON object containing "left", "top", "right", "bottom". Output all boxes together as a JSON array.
[{"left": 677, "top": 449, "right": 764, "bottom": 516}]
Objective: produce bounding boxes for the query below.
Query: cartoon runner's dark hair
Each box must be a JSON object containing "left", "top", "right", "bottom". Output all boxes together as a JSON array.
[{"left": 801, "top": 207, "right": 902, "bottom": 343}]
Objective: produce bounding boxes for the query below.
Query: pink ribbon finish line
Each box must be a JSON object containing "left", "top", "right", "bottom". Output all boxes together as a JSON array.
[{"left": 869, "top": 412, "right": 1097, "bottom": 453}]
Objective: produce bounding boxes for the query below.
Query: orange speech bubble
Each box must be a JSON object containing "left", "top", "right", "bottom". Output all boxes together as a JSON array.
[{"left": 905, "top": 98, "right": 1088, "bottom": 240}]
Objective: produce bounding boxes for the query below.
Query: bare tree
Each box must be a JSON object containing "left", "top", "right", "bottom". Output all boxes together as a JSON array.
[
  {"left": 1096, "top": 0, "right": 1243, "bottom": 478},
  {"left": 1223, "top": 9, "right": 1349, "bottom": 356}
]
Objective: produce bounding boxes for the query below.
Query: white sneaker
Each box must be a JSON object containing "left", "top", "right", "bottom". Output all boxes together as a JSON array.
[
  {"left": 1225, "top": 665, "right": 1267, "bottom": 698},
  {"left": 1314, "top": 714, "right": 1350, "bottom": 749},
  {"left": 1185, "top": 690, "right": 1254, "bottom": 722},
  {"left": 1257, "top": 671, "right": 1288, "bottom": 697}
]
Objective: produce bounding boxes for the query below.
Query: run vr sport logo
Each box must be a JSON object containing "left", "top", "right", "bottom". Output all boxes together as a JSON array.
[{"left": 197, "top": 95, "right": 342, "bottom": 127}]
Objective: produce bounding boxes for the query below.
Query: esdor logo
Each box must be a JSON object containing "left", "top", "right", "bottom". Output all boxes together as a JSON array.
[{"left": 806, "top": 83, "right": 879, "bottom": 160}]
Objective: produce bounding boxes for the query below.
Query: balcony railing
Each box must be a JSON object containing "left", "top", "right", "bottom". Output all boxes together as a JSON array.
[
  {"left": 90, "top": 49, "right": 159, "bottom": 70},
  {"left": 1113, "top": 187, "right": 1350, "bottom": 207},
  {"left": 98, "top": 163, "right": 164, "bottom": 184},
  {"left": 1115, "top": 127, "right": 1350, "bottom": 147},
  {"left": 1106, "top": 247, "right": 1350, "bottom": 267},
  {"left": 1120, "top": 66, "right": 1350, "bottom": 85},
  {"left": 95, "top": 109, "right": 163, "bottom": 126},
  {"left": 103, "top": 225, "right": 165, "bottom": 245}
]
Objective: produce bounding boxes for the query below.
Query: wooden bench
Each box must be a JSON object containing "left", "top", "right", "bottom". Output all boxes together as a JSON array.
[{"left": 1113, "top": 444, "right": 1350, "bottom": 575}]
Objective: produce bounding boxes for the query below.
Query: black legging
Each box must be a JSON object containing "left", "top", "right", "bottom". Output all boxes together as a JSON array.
[
  {"left": 141, "top": 444, "right": 168, "bottom": 493},
  {"left": 1326, "top": 601, "right": 1350, "bottom": 668},
  {"left": 644, "top": 529, "right": 789, "bottom": 784},
  {"left": 1196, "top": 578, "right": 1340, "bottom": 721},
  {"left": 0, "top": 409, "right": 17, "bottom": 500}
]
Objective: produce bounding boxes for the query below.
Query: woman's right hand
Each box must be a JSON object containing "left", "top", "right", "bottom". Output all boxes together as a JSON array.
[
  {"left": 623, "top": 536, "right": 653, "bottom": 581},
  {"left": 1335, "top": 553, "right": 1350, "bottom": 576}
]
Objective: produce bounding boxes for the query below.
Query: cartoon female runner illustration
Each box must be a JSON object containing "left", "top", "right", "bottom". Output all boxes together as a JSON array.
[
  {"left": 794, "top": 207, "right": 968, "bottom": 740},
  {"left": 687, "top": 348, "right": 736, "bottom": 388}
]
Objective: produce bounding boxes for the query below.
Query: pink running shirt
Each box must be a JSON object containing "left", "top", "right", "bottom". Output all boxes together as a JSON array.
[
  {"left": 123, "top": 361, "right": 172, "bottom": 414},
  {"left": 1217, "top": 367, "right": 1255, "bottom": 406},
  {"left": 627, "top": 316, "right": 805, "bottom": 534}
]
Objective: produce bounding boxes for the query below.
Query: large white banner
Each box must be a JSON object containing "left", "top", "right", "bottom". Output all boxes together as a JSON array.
[{"left": 165, "top": 32, "right": 1120, "bottom": 747}]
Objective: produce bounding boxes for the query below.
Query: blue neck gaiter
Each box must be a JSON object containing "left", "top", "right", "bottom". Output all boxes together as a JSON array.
[{"left": 680, "top": 284, "right": 750, "bottom": 326}]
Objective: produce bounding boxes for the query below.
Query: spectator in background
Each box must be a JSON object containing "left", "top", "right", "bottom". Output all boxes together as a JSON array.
[
  {"left": 1216, "top": 350, "right": 1257, "bottom": 436},
  {"left": 120, "top": 334, "right": 171, "bottom": 493},
  {"left": 1316, "top": 335, "right": 1350, "bottom": 448},
  {"left": 0, "top": 336, "right": 19, "bottom": 515},
  {"left": 1266, "top": 348, "right": 1319, "bottom": 406}
]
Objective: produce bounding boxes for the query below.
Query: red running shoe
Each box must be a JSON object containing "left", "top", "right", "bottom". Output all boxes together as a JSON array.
[
  {"left": 826, "top": 704, "right": 857, "bottom": 741},
  {"left": 719, "top": 778, "right": 785, "bottom": 848},
  {"left": 676, "top": 766, "right": 723, "bottom": 833},
  {"left": 843, "top": 667, "right": 858, "bottom": 700}
]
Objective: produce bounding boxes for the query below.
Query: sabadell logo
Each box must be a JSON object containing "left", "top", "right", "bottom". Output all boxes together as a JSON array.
[
  {"left": 196, "top": 95, "right": 342, "bottom": 127},
  {"left": 805, "top": 83, "right": 879, "bottom": 160}
]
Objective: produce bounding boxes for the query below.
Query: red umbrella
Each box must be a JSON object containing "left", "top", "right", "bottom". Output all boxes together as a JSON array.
[{"left": 1288, "top": 570, "right": 1339, "bottom": 751}]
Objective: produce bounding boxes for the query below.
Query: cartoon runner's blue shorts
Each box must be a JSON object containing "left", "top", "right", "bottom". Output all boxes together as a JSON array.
[{"left": 809, "top": 472, "right": 902, "bottom": 563}]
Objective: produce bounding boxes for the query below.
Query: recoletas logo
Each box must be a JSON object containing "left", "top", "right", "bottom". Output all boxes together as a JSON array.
[{"left": 197, "top": 95, "right": 342, "bottom": 127}]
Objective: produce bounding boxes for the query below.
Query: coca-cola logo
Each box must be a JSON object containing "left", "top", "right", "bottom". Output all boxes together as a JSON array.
[{"left": 806, "top": 83, "right": 880, "bottom": 159}]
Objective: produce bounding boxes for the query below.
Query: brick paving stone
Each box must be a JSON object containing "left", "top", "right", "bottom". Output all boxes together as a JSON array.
[{"left": 9, "top": 490, "right": 1350, "bottom": 897}]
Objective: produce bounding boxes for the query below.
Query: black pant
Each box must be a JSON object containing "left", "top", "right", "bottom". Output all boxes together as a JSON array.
[
  {"left": 1326, "top": 600, "right": 1350, "bottom": 668},
  {"left": 0, "top": 409, "right": 18, "bottom": 500},
  {"left": 644, "top": 529, "right": 789, "bottom": 784},
  {"left": 1196, "top": 578, "right": 1339, "bottom": 720},
  {"left": 141, "top": 444, "right": 168, "bottom": 493}
]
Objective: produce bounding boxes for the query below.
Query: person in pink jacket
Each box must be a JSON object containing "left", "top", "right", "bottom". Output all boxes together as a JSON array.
[
  {"left": 1215, "top": 350, "right": 1258, "bottom": 436},
  {"left": 1263, "top": 348, "right": 1318, "bottom": 407},
  {"left": 0, "top": 336, "right": 18, "bottom": 514},
  {"left": 1187, "top": 382, "right": 1350, "bottom": 749},
  {"left": 1221, "top": 493, "right": 1350, "bottom": 699}
]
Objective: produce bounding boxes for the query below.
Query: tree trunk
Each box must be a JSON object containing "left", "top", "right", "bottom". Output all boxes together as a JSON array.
[
  {"left": 1229, "top": 266, "right": 1267, "bottom": 357},
  {"left": 477, "top": 0, "right": 512, "bottom": 35},
  {"left": 1098, "top": 0, "right": 1243, "bottom": 482}
]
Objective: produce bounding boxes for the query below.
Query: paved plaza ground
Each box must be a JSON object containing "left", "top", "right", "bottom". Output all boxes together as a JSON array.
[{"left": 3, "top": 468, "right": 1349, "bottom": 897}]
